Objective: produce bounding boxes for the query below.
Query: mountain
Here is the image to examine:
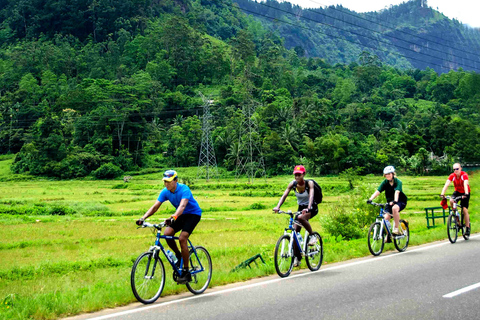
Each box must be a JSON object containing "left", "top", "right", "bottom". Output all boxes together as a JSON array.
[{"left": 234, "top": 0, "right": 480, "bottom": 73}]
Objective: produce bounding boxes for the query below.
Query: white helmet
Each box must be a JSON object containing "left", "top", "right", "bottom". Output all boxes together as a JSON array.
[{"left": 383, "top": 166, "right": 395, "bottom": 174}]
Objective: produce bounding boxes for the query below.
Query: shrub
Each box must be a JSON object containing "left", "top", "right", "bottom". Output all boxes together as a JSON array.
[{"left": 92, "top": 163, "right": 123, "bottom": 179}]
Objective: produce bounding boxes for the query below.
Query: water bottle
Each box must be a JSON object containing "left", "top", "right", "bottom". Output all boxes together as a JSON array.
[
  {"left": 385, "top": 220, "right": 391, "bottom": 231},
  {"left": 297, "top": 232, "right": 303, "bottom": 245},
  {"left": 166, "top": 250, "right": 177, "bottom": 264}
]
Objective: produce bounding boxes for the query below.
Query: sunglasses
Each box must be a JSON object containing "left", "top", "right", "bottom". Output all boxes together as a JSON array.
[
  {"left": 453, "top": 168, "right": 460, "bottom": 171},
  {"left": 294, "top": 173, "right": 303, "bottom": 176}
]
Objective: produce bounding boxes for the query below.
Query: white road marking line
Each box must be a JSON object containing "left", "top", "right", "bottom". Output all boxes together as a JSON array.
[
  {"left": 443, "top": 282, "right": 480, "bottom": 298},
  {"left": 88, "top": 234, "right": 480, "bottom": 319}
]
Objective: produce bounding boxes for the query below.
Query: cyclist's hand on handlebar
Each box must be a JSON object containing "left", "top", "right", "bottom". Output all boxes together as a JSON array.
[
  {"left": 366, "top": 199, "right": 372, "bottom": 204},
  {"left": 272, "top": 207, "right": 280, "bottom": 213},
  {"left": 440, "top": 194, "right": 446, "bottom": 199},
  {"left": 165, "top": 217, "right": 175, "bottom": 226},
  {"left": 136, "top": 218, "right": 145, "bottom": 226}
]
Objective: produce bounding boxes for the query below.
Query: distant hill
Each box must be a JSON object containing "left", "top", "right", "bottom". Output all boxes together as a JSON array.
[{"left": 235, "top": 0, "right": 480, "bottom": 73}]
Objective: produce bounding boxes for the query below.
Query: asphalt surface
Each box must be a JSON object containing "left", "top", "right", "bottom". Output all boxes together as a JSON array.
[{"left": 69, "top": 235, "right": 480, "bottom": 320}]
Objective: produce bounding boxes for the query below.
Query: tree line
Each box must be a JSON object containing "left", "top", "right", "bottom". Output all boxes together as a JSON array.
[{"left": 1, "top": 0, "right": 480, "bottom": 178}]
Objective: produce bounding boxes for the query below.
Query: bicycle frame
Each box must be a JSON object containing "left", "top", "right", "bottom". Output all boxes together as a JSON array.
[
  {"left": 445, "top": 196, "right": 464, "bottom": 224},
  {"left": 279, "top": 211, "right": 309, "bottom": 258},
  {"left": 372, "top": 205, "right": 406, "bottom": 241},
  {"left": 145, "top": 223, "right": 205, "bottom": 277}
]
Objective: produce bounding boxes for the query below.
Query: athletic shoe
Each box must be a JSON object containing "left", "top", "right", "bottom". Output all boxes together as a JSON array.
[
  {"left": 392, "top": 228, "right": 402, "bottom": 236},
  {"left": 308, "top": 236, "right": 317, "bottom": 246},
  {"left": 177, "top": 270, "right": 191, "bottom": 284},
  {"left": 293, "top": 257, "right": 301, "bottom": 267},
  {"left": 465, "top": 227, "right": 470, "bottom": 236}
]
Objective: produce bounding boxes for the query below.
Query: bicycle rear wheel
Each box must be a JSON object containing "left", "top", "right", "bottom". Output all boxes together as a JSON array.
[
  {"left": 131, "top": 251, "right": 165, "bottom": 304},
  {"left": 461, "top": 214, "right": 469, "bottom": 240},
  {"left": 186, "top": 246, "right": 212, "bottom": 294},
  {"left": 447, "top": 214, "right": 458, "bottom": 243},
  {"left": 394, "top": 219, "right": 409, "bottom": 252},
  {"left": 305, "top": 232, "right": 323, "bottom": 272},
  {"left": 274, "top": 235, "right": 293, "bottom": 277},
  {"left": 368, "top": 222, "right": 384, "bottom": 256}
]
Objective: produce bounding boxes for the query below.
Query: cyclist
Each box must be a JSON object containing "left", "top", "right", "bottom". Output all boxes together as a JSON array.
[
  {"left": 440, "top": 163, "right": 471, "bottom": 236},
  {"left": 367, "top": 166, "right": 407, "bottom": 236},
  {"left": 273, "top": 165, "right": 319, "bottom": 267},
  {"left": 136, "top": 170, "right": 202, "bottom": 283}
]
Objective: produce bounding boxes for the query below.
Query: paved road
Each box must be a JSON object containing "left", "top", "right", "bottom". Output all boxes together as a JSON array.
[{"left": 72, "top": 235, "right": 480, "bottom": 320}]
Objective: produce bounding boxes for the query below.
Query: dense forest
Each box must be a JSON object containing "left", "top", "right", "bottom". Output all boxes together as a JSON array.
[
  {"left": 236, "top": 0, "right": 480, "bottom": 73},
  {"left": 0, "top": 0, "right": 480, "bottom": 179}
]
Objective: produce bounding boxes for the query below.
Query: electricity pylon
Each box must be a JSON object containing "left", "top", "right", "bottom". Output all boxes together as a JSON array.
[
  {"left": 197, "top": 92, "right": 218, "bottom": 181},
  {"left": 235, "top": 100, "right": 266, "bottom": 183}
]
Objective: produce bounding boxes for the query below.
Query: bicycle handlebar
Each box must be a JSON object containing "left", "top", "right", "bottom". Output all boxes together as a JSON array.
[
  {"left": 139, "top": 221, "right": 166, "bottom": 229},
  {"left": 368, "top": 202, "right": 388, "bottom": 207},
  {"left": 440, "top": 195, "right": 463, "bottom": 202}
]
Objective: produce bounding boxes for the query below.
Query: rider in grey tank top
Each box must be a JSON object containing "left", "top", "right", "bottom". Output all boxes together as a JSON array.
[{"left": 295, "top": 188, "right": 310, "bottom": 206}]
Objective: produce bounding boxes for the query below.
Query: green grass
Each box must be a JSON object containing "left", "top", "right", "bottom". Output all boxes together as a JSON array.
[{"left": 0, "top": 159, "right": 478, "bottom": 319}]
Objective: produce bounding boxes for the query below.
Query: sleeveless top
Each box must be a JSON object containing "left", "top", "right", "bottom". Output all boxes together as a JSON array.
[{"left": 294, "top": 185, "right": 310, "bottom": 206}]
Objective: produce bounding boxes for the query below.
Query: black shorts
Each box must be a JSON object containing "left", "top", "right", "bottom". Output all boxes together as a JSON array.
[
  {"left": 171, "top": 214, "right": 201, "bottom": 234},
  {"left": 384, "top": 202, "right": 406, "bottom": 214},
  {"left": 453, "top": 191, "right": 470, "bottom": 209},
  {"left": 298, "top": 203, "right": 318, "bottom": 219}
]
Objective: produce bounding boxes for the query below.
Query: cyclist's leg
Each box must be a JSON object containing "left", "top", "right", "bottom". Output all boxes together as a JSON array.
[
  {"left": 462, "top": 195, "right": 470, "bottom": 228},
  {"left": 178, "top": 231, "right": 190, "bottom": 269},
  {"left": 164, "top": 226, "right": 181, "bottom": 258},
  {"left": 178, "top": 214, "right": 201, "bottom": 270}
]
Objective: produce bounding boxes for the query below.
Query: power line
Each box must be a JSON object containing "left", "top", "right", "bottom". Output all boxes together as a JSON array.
[
  {"left": 230, "top": 3, "right": 453, "bottom": 71},
  {"left": 250, "top": 1, "right": 480, "bottom": 72},
  {"left": 302, "top": 0, "right": 480, "bottom": 58}
]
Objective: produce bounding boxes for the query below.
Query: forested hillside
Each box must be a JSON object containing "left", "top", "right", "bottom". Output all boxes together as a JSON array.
[
  {"left": 236, "top": 0, "right": 480, "bottom": 73},
  {"left": 0, "top": 0, "right": 479, "bottom": 179}
]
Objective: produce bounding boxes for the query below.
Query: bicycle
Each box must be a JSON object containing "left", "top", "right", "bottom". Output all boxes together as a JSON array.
[
  {"left": 367, "top": 202, "right": 410, "bottom": 256},
  {"left": 273, "top": 210, "right": 323, "bottom": 277},
  {"left": 442, "top": 195, "right": 470, "bottom": 243},
  {"left": 131, "top": 221, "right": 212, "bottom": 304}
]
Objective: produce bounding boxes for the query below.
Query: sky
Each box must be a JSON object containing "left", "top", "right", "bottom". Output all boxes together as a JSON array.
[{"left": 278, "top": 0, "right": 480, "bottom": 28}]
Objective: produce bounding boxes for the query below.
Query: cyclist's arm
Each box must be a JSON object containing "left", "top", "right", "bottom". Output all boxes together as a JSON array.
[
  {"left": 394, "top": 190, "right": 400, "bottom": 203},
  {"left": 172, "top": 198, "right": 189, "bottom": 219},
  {"left": 274, "top": 182, "right": 293, "bottom": 211},
  {"left": 440, "top": 179, "right": 451, "bottom": 196},
  {"left": 368, "top": 190, "right": 380, "bottom": 201},
  {"left": 307, "top": 180, "right": 315, "bottom": 210},
  {"left": 141, "top": 200, "right": 162, "bottom": 220},
  {"left": 464, "top": 179, "right": 469, "bottom": 195}
]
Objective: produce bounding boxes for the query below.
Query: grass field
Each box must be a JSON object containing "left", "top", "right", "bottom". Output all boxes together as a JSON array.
[{"left": 0, "top": 158, "right": 477, "bottom": 319}]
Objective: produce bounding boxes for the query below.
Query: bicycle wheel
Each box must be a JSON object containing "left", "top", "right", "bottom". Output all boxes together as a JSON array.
[
  {"left": 461, "top": 214, "right": 469, "bottom": 240},
  {"left": 186, "top": 246, "right": 212, "bottom": 294},
  {"left": 305, "top": 232, "right": 323, "bottom": 272},
  {"left": 368, "top": 222, "right": 384, "bottom": 256},
  {"left": 394, "top": 220, "right": 409, "bottom": 252},
  {"left": 274, "top": 234, "right": 294, "bottom": 277},
  {"left": 131, "top": 251, "right": 165, "bottom": 304},
  {"left": 447, "top": 214, "right": 458, "bottom": 243}
]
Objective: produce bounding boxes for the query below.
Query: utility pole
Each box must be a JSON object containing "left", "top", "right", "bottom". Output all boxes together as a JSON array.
[{"left": 197, "top": 92, "right": 218, "bottom": 181}]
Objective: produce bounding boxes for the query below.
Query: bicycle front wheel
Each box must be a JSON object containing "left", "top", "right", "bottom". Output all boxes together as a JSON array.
[
  {"left": 131, "top": 252, "right": 165, "bottom": 304},
  {"left": 274, "top": 234, "right": 293, "bottom": 277},
  {"left": 394, "top": 219, "right": 409, "bottom": 252},
  {"left": 305, "top": 232, "right": 323, "bottom": 272},
  {"left": 186, "top": 246, "right": 212, "bottom": 294},
  {"left": 368, "top": 222, "right": 384, "bottom": 256},
  {"left": 447, "top": 214, "right": 458, "bottom": 243}
]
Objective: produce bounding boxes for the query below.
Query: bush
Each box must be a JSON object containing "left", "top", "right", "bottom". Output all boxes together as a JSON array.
[{"left": 92, "top": 163, "right": 123, "bottom": 179}]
